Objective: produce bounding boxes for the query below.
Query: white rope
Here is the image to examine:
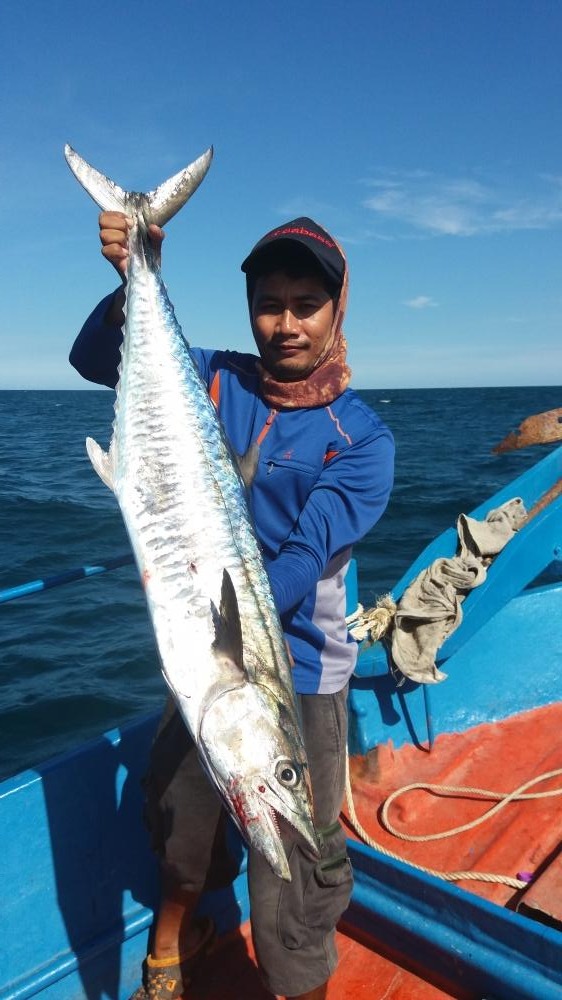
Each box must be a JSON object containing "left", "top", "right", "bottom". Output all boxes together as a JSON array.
[
  {"left": 344, "top": 598, "right": 562, "bottom": 889},
  {"left": 343, "top": 753, "right": 562, "bottom": 890},
  {"left": 381, "top": 769, "right": 562, "bottom": 842}
]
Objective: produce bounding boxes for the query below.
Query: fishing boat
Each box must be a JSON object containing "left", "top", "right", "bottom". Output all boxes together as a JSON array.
[{"left": 2, "top": 431, "right": 562, "bottom": 1000}]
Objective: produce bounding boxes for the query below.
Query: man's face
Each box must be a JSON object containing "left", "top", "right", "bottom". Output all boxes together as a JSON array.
[{"left": 251, "top": 270, "right": 336, "bottom": 381}]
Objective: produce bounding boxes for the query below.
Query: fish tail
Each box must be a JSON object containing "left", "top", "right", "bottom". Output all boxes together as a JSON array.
[{"left": 64, "top": 144, "right": 213, "bottom": 225}]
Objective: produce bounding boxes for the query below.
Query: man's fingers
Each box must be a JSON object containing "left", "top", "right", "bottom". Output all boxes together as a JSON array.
[
  {"left": 147, "top": 223, "right": 165, "bottom": 243},
  {"left": 101, "top": 243, "right": 128, "bottom": 278},
  {"left": 97, "top": 215, "right": 164, "bottom": 276},
  {"left": 99, "top": 213, "right": 132, "bottom": 251},
  {"left": 99, "top": 211, "right": 132, "bottom": 231},
  {"left": 99, "top": 220, "right": 164, "bottom": 247},
  {"left": 100, "top": 227, "right": 130, "bottom": 249},
  {"left": 101, "top": 243, "right": 128, "bottom": 259}
]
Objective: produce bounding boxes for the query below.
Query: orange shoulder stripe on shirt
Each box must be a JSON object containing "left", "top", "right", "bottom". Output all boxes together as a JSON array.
[
  {"left": 326, "top": 405, "right": 353, "bottom": 445},
  {"left": 256, "top": 409, "right": 278, "bottom": 445},
  {"left": 209, "top": 371, "right": 220, "bottom": 408}
]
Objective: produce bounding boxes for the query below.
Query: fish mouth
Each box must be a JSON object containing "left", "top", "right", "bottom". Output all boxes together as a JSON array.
[
  {"left": 251, "top": 801, "right": 319, "bottom": 882},
  {"left": 269, "top": 795, "right": 319, "bottom": 853},
  {"left": 225, "top": 779, "right": 319, "bottom": 882},
  {"left": 273, "top": 806, "right": 320, "bottom": 860}
]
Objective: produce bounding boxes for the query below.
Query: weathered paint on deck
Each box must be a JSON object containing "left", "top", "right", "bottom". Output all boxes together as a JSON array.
[
  {"left": 187, "top": 921, "right": 455, "bottom": 1000},
  {"left": 345, "top": 701, "right": 562, "bottom": 911}
]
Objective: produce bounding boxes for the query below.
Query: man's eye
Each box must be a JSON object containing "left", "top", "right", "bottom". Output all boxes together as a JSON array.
[{"left": 295, "top": 300, "right": 321, "bottom": 315}]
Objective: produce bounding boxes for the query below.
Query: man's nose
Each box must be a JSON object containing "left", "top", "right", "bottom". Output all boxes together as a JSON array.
[{"left": 278, "top": 308, "right": 298, "bottom": 333}]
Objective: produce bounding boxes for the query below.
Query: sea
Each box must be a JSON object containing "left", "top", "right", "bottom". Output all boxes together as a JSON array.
[{"left": 0, "top": 386, "right": 560, "bottom": 781}]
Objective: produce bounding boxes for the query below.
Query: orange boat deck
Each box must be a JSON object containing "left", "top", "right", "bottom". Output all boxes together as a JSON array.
[
  {"left": 188, "top": 702, "right": 562, "bottom": 999},
  {"left": 189, "top": 921, "right": 454, "bottom": 999},
  {"left": 344, "top": 701, "right": 562, "bottom": 913}
]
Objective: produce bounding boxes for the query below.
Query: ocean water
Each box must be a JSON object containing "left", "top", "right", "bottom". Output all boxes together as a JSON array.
[{"left": 0, "top": 386, "right": 560, "bottom": 780}]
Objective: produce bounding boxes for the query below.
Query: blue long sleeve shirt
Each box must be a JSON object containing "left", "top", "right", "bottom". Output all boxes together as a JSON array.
[{"left": 70, "top": 295, "right": 394, "bottom": 694}]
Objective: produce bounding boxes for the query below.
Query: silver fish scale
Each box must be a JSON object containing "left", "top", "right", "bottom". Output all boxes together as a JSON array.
[{"left": 113, "top": 240, "right": 294, "bottom": 710}]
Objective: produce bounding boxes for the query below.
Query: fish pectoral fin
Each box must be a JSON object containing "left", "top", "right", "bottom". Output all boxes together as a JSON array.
[
  {"left": 86, "top": 436, "right": 116, "bottom": 492},
  {"left": 211, "top": 569, "right": 245, "bottom": 676},
  {"left": 236, "top": 442, "right": 260, "bottom": 489}
]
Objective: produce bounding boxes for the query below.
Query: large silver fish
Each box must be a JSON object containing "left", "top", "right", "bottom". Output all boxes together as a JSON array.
[{"left": 65, "top": 144, "right": 318, "bottom": 879}]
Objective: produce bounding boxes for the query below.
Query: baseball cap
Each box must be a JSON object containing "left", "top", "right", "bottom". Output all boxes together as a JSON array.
[{"left": 241, "top": 217, "right": 345, "bottom": 293}]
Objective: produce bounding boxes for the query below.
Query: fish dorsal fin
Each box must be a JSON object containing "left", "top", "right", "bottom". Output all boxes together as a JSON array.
[
  {"left": 211, "top": 569, "right": 244, "bottom": 676},
  {"left": 64, "top": 144, "right": 213, "bottom": 225},
  {"left": 86, "top": 436, "right": 116, "bottom": 492},
  {"left": 236, "top": 442, "right": 260, "bottom": 489}
]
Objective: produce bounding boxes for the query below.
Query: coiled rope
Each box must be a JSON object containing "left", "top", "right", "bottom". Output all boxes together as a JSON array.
[{"left": 344, "top": 754, "right": 562, "bottom": 890}]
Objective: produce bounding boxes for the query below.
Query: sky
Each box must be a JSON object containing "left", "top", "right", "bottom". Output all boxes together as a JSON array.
[{"left": 1, "top": 0, "right": 561, "bottom": 389}]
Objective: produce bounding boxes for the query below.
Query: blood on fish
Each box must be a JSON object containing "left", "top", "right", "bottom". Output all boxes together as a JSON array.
[{"left": 229, "top": 778, "right": 259, "bottom": 826}]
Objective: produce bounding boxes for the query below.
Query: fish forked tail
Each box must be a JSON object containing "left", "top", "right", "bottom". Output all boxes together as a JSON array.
[{"left": 64, "top": 143, "right": 213, "bottom": 225}]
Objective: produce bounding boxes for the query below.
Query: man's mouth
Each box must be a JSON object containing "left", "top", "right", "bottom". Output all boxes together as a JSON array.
[{"left": 273, "top": 340, "right": 307, "bottom": 355}]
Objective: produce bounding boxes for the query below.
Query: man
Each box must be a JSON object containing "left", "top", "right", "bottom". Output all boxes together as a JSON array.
[{"left": 70, "top": 214, "right": 394, "bottom": 1000}]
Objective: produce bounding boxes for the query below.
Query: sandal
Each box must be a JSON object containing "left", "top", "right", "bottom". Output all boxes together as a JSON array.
[{"left": 128, "top": 916, "right": 216, "bottom": 999}]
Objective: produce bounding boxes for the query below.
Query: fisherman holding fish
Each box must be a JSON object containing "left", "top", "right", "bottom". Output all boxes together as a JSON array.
[{"left": 70, "top": 167, "right": 394, "bottom": 999}]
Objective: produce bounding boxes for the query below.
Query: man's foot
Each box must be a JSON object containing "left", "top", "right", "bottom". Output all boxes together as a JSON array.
[{"left": 128, "top": 916, "right": 216, "bottom": 999}]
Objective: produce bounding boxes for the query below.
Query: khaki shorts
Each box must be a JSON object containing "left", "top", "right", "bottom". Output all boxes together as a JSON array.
[{"left": 143, "top": 686, "right": 353, "bottom": 996}]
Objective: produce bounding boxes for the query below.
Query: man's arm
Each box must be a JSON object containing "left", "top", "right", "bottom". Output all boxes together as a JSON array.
[
  {"left": 69, "top": 291, "right": 124, "bottom": 387},
  {"left": 265, "top": 426, "right": 395, "bottom": 617}
]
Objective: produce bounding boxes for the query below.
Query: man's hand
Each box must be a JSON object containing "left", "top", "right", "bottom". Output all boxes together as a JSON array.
[
  {"left": 99, "top": 212, "right": 166, "bottom": 325},
  {"left": 98, "top": 211, "right": 165, "bottom": 280}
]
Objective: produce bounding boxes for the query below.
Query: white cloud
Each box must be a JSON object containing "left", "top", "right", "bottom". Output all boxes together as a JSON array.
[
  {"left": 363, "top": 171, "right": 562, "bottom": 237},
  {"left": 404, "top": 295, "right": 438, "bottom": 309}
]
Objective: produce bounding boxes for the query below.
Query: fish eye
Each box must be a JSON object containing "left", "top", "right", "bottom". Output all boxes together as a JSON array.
[{"left": 275, "top": 758, "right": 300, "bottom": 788}]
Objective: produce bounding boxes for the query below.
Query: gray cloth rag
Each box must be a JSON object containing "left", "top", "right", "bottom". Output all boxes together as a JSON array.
[{"left": 391, "top": 498, "right": 526, "bottom": 685}]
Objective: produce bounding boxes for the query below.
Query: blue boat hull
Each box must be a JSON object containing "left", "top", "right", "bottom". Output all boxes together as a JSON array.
[
  {"left": 3, "top": 702, "right": 562, "bottom": 1000},
  {"left": 2, "top": 443, "right": 562, "bottom": 999}
]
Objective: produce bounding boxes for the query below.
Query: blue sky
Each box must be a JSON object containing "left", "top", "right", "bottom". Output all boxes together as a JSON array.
[{"left": 2, "top": 0, "right": 561, "bottom": 389}]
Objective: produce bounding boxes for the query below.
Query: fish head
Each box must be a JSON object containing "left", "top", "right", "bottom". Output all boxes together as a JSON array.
[{"left": 198, "top": 682, "right": 319, "bottom": 880}]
